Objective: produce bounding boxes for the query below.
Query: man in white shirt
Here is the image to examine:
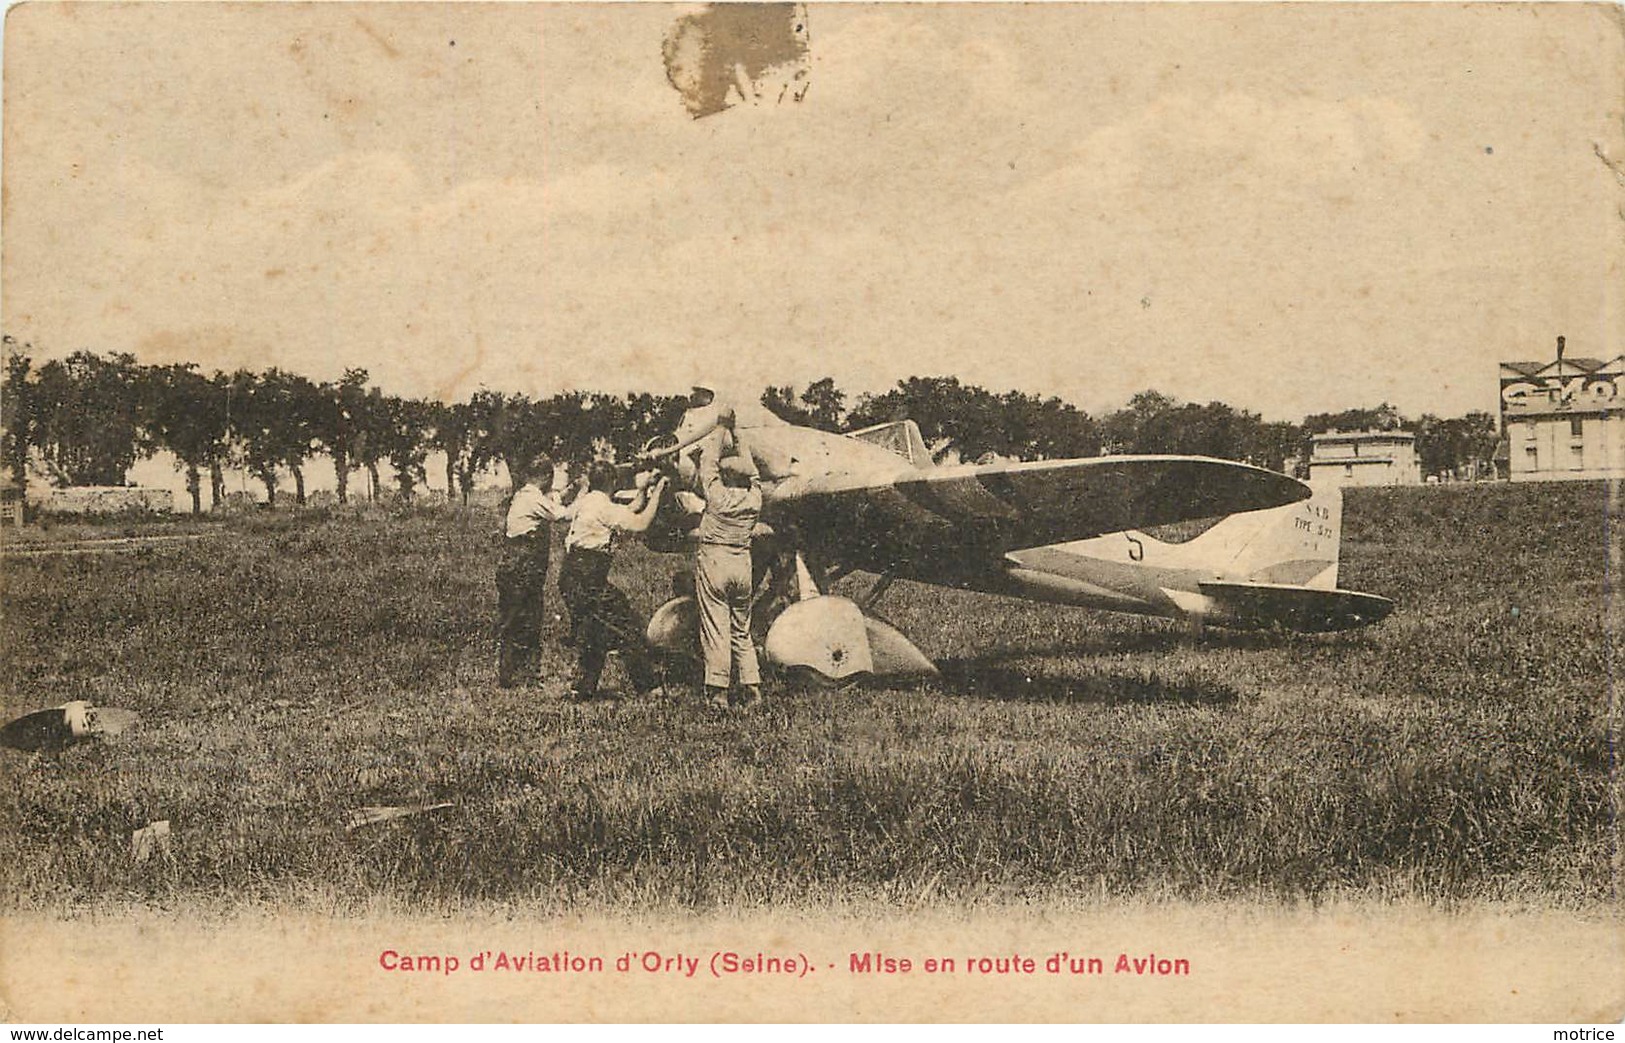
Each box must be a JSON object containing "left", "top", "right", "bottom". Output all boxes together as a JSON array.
[
  {"left": 496, "top": 452, "right": 579, "bottom": 688},
  {"left": 557, "top": 461, "right": 668, "bottom": 701}
]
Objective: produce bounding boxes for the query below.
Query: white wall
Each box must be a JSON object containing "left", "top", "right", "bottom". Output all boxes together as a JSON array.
[{"left": 114, "top": 450, "right": 510, "bottom": 511}]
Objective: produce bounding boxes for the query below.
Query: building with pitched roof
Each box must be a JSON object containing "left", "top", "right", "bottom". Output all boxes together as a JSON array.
[{"left": 1499, "top": 337, "right": 1625, "bottom": 482}]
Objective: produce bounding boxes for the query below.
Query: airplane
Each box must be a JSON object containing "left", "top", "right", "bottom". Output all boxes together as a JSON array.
[{"left": 639, "top": 392, "right": 1390, "bottom": 681}]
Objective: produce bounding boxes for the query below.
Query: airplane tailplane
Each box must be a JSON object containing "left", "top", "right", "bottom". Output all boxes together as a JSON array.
[
  {"left": 1186, "top": 480, "right": 1344, "bottom": 590},
  {"left": 1197, "top": 581, "right": 1393, "bottom": 632}
]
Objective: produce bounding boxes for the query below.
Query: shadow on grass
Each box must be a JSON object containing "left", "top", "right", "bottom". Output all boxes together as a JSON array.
[
  {"left": 930, "top": 660, "right": 1242, "bottom": 706},
  {"left": 956, "top": 624, "right": 1389, "bottom": 659}
]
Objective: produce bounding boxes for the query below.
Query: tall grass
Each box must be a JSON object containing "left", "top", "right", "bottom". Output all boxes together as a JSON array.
[{"left": 0, "top": 485, "right": 1616, "bottom": 913}]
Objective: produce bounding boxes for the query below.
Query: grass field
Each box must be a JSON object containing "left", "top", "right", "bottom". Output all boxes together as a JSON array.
[{"left": 0, "top": 482, "right": 1618, "bottom": 915}]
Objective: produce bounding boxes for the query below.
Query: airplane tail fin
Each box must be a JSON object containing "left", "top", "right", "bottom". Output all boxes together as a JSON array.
[{"left": 1185, "top": 480, "right": 1343, "bottom": 590}]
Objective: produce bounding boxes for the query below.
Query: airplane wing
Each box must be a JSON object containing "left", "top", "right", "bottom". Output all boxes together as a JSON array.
[{"left": 772, "top": 455, "right": 1310, "bottom": 579}]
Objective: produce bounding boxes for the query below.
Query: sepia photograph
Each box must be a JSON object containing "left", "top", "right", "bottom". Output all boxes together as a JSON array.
[{"left": 1, "top": 1, "right": 1621, "bottom": 1024}]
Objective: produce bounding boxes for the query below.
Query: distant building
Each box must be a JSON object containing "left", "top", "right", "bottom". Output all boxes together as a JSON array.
[
  {"left": 1308, "top": 430, "right": 1421, "bottom": 487},
  {"left": 1500, "top": 337, "right": 1625, "bottom": 482},
  {"left": 38, "top": 486, "right": 173, "bottom": 516},
  {"left": 1, "top": 474, "right": 23, "bottom": 527}
]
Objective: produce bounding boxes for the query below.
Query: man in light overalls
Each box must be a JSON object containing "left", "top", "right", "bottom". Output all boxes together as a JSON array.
[{"left": 692, "top": 421, "right": 763, "bottom": 710}]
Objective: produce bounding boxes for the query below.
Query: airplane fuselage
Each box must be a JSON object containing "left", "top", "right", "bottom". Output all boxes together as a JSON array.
[
  {"left": 995, "top": 543, "right": 1253, "bottom": 629},
  {"left": 654, "top": 407, "right": 1386, "bottom": 641}
]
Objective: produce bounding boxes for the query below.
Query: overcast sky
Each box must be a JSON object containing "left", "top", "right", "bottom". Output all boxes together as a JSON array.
[{"left": 4, "top": 3, "right": 1621, "bottom": 422}]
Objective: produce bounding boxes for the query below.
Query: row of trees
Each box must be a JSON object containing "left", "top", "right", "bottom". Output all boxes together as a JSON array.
[
  {"left": 1, "top": 342, "right": 692, "bottom": 513},
  {"left": 768, "top": 377, "right": 1497, "bottom": 479},
  {"left": 1, "top": 339, "right": 1501, "bottom": 514}
]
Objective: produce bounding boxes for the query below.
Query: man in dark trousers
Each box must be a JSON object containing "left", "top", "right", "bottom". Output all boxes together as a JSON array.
[
  {"left": 557, "top": 461, "right": 668, "bottom": 701},
  {"left": 495, "top": 452, "right": 579, "bottom": 688}
]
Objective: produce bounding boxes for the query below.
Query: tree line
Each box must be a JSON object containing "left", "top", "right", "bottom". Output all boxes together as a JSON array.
[
  {"left": 1, "top": 342, "right": 691, "bottom": 513},
  {"left": 1, "top": 339, "right": 1501, "bottom": 514},
  {"left": 767, "top": 377, "right": 1497, "bottom": 479}
]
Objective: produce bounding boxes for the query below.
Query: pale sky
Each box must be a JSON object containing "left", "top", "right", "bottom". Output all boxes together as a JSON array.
[{"left": 3, "top": 3, "right": 1621, "bottom": 422}]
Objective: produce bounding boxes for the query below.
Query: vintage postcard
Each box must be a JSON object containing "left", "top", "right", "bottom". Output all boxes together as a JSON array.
[{"left": 1, "top": 1, "right": 1622, "bottom": 1024}]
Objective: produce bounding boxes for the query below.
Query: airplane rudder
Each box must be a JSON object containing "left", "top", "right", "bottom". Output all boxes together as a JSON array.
[
  {"left": 1270, "top": 480, "right": 1343, "bottom": 587},
  {"left": 1205, "top": 479, "right": 1340, "bottom": 584}
]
